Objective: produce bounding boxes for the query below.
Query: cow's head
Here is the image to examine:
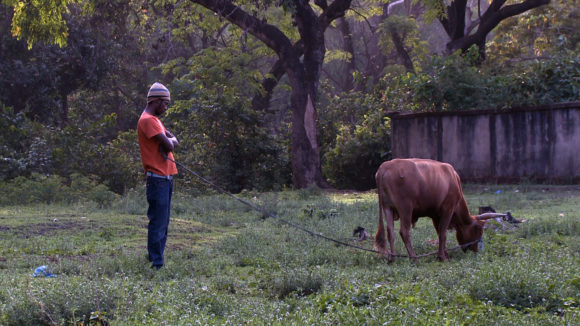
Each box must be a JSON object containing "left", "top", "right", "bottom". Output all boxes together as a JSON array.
[
  {"left": 457, "top": 212, "right": 507, "bottom": 252},
  {"left": 456, "top": 219, "right": 485, "bottom": 252}
]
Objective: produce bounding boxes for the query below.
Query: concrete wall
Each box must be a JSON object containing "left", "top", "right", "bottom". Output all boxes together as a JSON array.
[{"left": 390, "top": 102, "right": 580, "bottom": 183}]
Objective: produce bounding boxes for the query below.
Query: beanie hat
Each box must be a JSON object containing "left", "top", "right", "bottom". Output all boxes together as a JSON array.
[{"left": 147, "top": 82, "right": 171, "bottom": 103}]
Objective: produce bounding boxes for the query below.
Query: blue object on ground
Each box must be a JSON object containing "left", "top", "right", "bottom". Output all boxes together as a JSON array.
[
  {"left": 495, "top": 190, "right": 502, "bottom": 194},
  {"left": 32, "top": 265, "right": 56, "bottom": 278}
]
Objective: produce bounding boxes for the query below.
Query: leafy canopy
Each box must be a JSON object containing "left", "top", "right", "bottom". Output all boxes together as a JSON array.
[{"left": 3, "top": 0, "right": 81, "bottom": 49}]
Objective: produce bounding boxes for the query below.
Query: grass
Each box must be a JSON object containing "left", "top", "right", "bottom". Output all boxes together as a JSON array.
[{"left": 0, "top": 184, "right": 578, "bottom": 325}]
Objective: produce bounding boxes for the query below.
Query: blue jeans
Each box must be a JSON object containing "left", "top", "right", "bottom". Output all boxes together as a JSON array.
[{"left": 146, "top": 177, "right": 173, "bottom": 267}]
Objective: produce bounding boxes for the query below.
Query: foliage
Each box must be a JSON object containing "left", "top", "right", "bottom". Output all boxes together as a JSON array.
[
  {"left": 419, "top": 0, "right": 448, "bottom": 24},
  {"left": 0, "top": 3, "right": 119, "bottom": 124},
  {"left": 0, "top": 105, "right": 47, "bottom": 179},
  {"left": 384, "top": 47, "right": 580, "bottom": 112},
  {"left": 487, "top": 0, "right": 580, "bottom": 63},
  {"left": 0, "top": 103, "right": 139, "bottom": 194},
  {"left": 391, "top": 48, "right": 487, "bottom": 111},
  {"left": 169, "top": 94, "right": 291, "bottom": 193},
  {"left": 320, "top": 91, "right": 391, "bottom": 190},
  {"left": 0, "top": 185, "right": 578, "bottom": 324},
  {"left": 506, "top": 49, "right": 580, "bottom": 105},
  {"left": 4, "top": 0, "right": 78, "bottom": 49},
  {"left": 0, "top": 172, "right": 117, "bottom": 206},
  {"left": 163, "top": 48, "right": 291, "bottom": 192},
  {"left": 377, "top": 14, "right": 430, "bottom": 71}
]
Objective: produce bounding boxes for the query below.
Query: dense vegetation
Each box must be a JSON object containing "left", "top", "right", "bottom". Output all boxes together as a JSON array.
[
  {"left": 0, "top": 0, "right": 579, "bottom": 192},
  {"left": 0, "top": 185, "right": 578, "bottom": 324}
]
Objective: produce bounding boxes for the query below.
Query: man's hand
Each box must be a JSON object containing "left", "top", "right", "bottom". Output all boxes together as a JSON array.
[
  {"left": 154, "top": 130, "right": 178, "bottom": 160},
  {"left": 166, "top": 131, "right": 179, "bottom": 146}
]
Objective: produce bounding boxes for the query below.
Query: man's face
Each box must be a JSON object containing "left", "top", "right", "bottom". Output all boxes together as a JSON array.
[{"left": 154, "top": 99, "right": 170, "bottom": 116}]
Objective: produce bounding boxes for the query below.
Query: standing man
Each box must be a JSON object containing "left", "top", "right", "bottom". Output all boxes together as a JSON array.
[{"left": 138, "top": 82, "right": 178, "bottom": 270}]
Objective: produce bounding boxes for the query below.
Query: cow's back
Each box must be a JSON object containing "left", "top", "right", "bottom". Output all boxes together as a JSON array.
[{"left": 376, "top": 158, "right": 461, "bottom": 216}]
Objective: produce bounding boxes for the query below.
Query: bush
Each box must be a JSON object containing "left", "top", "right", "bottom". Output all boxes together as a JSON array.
[
  {"left": 0, "top": 174, "right": 67, "bottom": 205},
  {"left": 0, "top": 104, "right": 139, "bottom": 195},
  {"left": 320, "top": 92, "right": 391, "bottom": 190},
  {"left": 0, "top": 173, "right": 117, "bottom": 206},
  {"left": 168, "top": 87, "right": 291, "bottom": 193},
  {"left": 49, "top": 116, "right": 140, "bottom": 194},
  {"left": 0, "top": 105, "right": 51, "bottom": 180},
  {"left": 387, "top": 47, "right": 580, "bottom": 112}
]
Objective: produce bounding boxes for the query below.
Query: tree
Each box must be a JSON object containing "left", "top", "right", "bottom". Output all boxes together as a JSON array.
[
  {"left": 435, "top": 0, "right": 552, "bottom": 59},
  {"left": 190, "top": 0, "right": 354, "bottom": 189},
  {"left": 5, "top": 0, "right": 354, "bottom": 189},
  {"left": 0, "top": 2, "right": 114, "bottom": 126},
  {"left": 486, "top": 0, "right": 580, "bottom": 62}
]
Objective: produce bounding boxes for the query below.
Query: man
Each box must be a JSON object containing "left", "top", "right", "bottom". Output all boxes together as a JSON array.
[{"left": 137, "top": 82, "right": 178, "bottom": 270}]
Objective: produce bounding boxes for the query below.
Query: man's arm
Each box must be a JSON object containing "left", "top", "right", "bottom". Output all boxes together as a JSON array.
[
  {"left": 153, "top": 132, "right": 176, "bottom": 159},
  {"left": 165, "top": 130, "right": 179, "bottom": 146}
]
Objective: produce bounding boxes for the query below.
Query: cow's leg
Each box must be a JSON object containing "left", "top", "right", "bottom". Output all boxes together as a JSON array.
[
  {"left": 374, "top": 201, "right": 388, "bottom": 256},
  {"left": 385, "top": 208, "right": 397, "bottom": 262},
  {"left": 436, "top": 214, "right": 452, "bottom": 261},
  {"left": 398, "top": 209, "right": 417, "bottom": 262},
  {"left": 431, "top": 218, "right": 440, "bottom": 233}
]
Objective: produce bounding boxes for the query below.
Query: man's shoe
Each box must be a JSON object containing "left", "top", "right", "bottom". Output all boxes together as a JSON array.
[{"left": 151, "top": 264, "right": 163, "bottom": 270}]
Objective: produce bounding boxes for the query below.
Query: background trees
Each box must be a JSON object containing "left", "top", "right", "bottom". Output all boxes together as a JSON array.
[
  {"left": 438, "top": 0, "right": 552, "bottom": 59},
  {"left": 1, "top": 0, "right": 577, "bottom": 194}
]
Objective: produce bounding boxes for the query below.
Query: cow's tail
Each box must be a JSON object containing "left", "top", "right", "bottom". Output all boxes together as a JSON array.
[{"left": 374, "top": 174, "right": 387, "bottom": 255}]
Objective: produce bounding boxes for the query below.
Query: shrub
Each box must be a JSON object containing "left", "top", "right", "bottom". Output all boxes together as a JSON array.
[
  {"left": 321, "top": 93, "right": 391, "bottom": 190},
  {"left": 168, "top": 92, "right": 291, "bottom": 193},
  {"left": 0, "top": 105, "right": 51, "bottom": 180},
  {"left": 49, "top": 117, "right": 140, "bottom": 195},
  {"left": 0, "top": 173, "right": 117, "bottom": 206},
  {"left": 387, "top": 47, "right": 580, "bottom": 112}
]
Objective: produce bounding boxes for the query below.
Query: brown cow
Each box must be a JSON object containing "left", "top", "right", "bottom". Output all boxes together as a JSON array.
[{"left": 374, "top": 158, "right": 502, "bottom": 262}]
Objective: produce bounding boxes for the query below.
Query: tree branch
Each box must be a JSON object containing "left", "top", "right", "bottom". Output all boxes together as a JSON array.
[
  {"left": 191, "top": 0, "right": 293, "bottom": 57},
  {"left": 252, "top": 0, "right": 352, "bottom": 111},
  {"left": 447, "top": 0, "right": 551, "bottom": 54},
  {"left": 319, "top": 0, "right": 352, "bottom": 28}
]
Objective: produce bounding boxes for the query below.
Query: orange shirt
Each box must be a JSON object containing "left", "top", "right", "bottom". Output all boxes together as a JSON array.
[{"left": 137, "top": 112, "right": 178, "bottom": 176}]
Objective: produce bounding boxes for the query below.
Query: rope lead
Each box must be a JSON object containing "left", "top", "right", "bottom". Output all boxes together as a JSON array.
[{"left": 169, "top": 157, "right": 476, "bottom": 258}]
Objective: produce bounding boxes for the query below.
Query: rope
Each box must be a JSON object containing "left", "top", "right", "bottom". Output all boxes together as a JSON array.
[{"left": 168, "top": 157, "right": 482, "bottom": 259}]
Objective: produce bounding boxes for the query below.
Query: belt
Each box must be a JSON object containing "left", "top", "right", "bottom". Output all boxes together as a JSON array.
[{"left": 147, "top": 171, "right": 173, "bottom": 180}]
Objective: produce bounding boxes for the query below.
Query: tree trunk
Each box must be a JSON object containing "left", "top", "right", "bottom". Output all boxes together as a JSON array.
[
  {"left": 191, "top": 0, "right": 351, "bottom": 188},
  {"left": 289, "top": 85, "right": 324, "bottom": 188},
  {"left": 390, "top": 29, "right": 415, "bottom": 73},
  {"left": 338, "top": 17, "right": 355, "bottom": 91},
  {"left": 292, "top": 1, "right": 329, "bottom": 188}
]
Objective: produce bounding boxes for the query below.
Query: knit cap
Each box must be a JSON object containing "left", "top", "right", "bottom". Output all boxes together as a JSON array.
[{"left": 147, "top": 82, "right": 171, "bottom": 103}]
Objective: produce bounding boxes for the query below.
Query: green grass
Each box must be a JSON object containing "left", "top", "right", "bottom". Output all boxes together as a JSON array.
[{"left": 0, "top": 185, "right": 578, "bottom": 325}]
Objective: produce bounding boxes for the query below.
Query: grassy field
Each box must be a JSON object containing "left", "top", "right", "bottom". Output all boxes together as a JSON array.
[{"left": 0, "top": 184, "right": 579, "bottom": 325}]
